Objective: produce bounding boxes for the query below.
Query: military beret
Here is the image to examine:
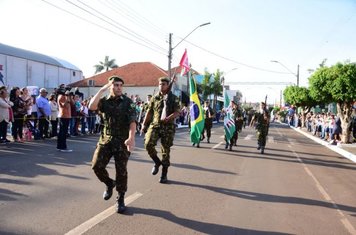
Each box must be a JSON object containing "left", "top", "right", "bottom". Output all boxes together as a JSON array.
[
  {"left": 158, "top": 77, "right": 170, "bottom": 83},
  {"left": 108, "top": 76, "right": 124, "bottom": 84},
  {"left": 261, "top": 102, "right": 266, "bottom": 105}
]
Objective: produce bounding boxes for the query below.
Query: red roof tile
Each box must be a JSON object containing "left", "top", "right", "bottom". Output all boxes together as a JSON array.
[{"left": 69, "top": 62, "right": 168, "bottom": 87}]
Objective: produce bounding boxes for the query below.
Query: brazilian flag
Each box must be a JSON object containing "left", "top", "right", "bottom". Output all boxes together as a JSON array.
[{"left": 189, "top": 72, "right": 204, "bottom": 144}]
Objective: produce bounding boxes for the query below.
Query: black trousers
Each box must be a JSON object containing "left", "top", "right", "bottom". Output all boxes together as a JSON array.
[
  {"left": 57, "top": 118, "right": 70, "bottom": 150},
  {"left": 0, "top": 120, "right": 8, "bottom": 140}
]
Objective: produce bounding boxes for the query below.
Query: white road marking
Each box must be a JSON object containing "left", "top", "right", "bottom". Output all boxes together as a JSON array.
[
  {"left": 65, "top": 192, "right": 143, "bottom": 235},
  {"left": 212, "top": 142, "right": 224, "bottom": 149},
  {"left": 267, "top": 136, "right": 274, "bottom": 143},
  {"left": 244, "top": 134, "right": 254, "bottom": 140},
  {"left": 288, "top": 143, "right": 356, "bottom": 235}
]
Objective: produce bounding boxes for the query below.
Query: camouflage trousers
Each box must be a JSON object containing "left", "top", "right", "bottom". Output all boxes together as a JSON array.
[
  {"left": 91, "top": 138, "right": 130, "bottom": 193},
  {"left": 144, "top": 124, "right": 175, "bottom": 167},
  {"left": 257, "top": 127, "right": 268, "bottom": 147}
]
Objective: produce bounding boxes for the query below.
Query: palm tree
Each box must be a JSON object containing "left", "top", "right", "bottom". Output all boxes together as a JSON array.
[
  {"left": 200, "top": 70, "right": 223, "bottom": 110},
  {"left": 94, "top": 56, "right": 119, "bottom": 74}
]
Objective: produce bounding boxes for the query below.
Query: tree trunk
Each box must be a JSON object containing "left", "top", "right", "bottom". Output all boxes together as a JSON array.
[
  {"left": 301, "top": 106, "right": 311, "bottom": 128},
  {"left": 337, "top": 102, "right": 353, "bottom": 143}
]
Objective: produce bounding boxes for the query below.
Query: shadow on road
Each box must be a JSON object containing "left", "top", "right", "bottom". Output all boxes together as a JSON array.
[
  {"left": 169, "top": 180, "right": 356, "bottom": 214},
  {"left": 125, "top": 207, "right": 291, "bottom": 235}
]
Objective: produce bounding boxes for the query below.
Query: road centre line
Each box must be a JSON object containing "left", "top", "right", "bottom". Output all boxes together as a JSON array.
[
  {"left": 276, "top": 127, "right": 356, "bottom": 234},
  {"left": 287, "top": 144, "right": 356, "bottom": 235},
  {"left": 65, "top": 192, "right": 143, "bottom": 235}
]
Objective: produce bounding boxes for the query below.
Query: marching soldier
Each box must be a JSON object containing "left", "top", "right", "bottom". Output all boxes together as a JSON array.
[
  {"left": 89, "top": 76, "right": 136, "bottom": 214},
  {"left": 201, "top": 101, "right": 215, "bottom": 143},
  {"left": 141, "top": 77, "right": 180, "bottom": 183},
  {"left": 233, "top": 102, "right": 244, "bottom": 146},
  {"left": 250, "top": 102, "right": 270, "bottom": 154}
]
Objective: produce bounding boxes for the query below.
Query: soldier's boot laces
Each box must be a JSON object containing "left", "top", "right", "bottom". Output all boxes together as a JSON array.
[
  {"left": 116, "top": 193, "right": 126, "bottom": 214},
  {"left": 103, "top": 180, "right": 115, "bottom": 200},
  {"left": 159, "top": 167, "right": 168, "bottom": 184},
  {"left": 151, "top": 155, "right": 162, "bottom": 175}
]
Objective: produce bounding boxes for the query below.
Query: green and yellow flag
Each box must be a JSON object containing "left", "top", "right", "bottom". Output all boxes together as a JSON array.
[{"left": 189, "top": 72, "right": 204, "bottom": 144}]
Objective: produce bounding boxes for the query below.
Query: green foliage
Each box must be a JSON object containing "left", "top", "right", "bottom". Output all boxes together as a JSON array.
[
  {"left": 201, "top": 71, "right": 213, "bottom": 100},
  {"left": 309, "top": 62, "right": 356, "bottom": 103},
  {"left": 94, "top": 56, "right": 119, "bottom": 74},
  {"left": 283, "top": 85, "right": 316, "bottom": 108}
]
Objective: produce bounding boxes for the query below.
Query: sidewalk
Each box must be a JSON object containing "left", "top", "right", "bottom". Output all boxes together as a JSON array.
[{"left": 286, "top": 123, "right": 356, "bottom": 163}]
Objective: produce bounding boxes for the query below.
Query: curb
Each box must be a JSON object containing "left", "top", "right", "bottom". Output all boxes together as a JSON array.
[{"left": 289, "top": 125, "right": 356, "bottom": 163}]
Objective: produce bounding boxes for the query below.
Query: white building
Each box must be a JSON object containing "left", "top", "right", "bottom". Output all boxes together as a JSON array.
[{"left": 0, "top": 43, "right": 82, "bottom": 90}]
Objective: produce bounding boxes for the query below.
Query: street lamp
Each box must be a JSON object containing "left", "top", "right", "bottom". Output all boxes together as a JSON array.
[
  {"left": 168, "top": 22, "right": 211, "bottom": 79},
  {"left": 221, "top": 67, "right": 238, "bottom": 86},
  {"left": 271, "top": 60, "right": 299, "bottom": 86}
]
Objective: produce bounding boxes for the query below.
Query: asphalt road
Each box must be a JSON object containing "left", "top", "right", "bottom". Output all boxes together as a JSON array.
[{"left": 1, "top": 123, "right": 356, "bottom": 235}]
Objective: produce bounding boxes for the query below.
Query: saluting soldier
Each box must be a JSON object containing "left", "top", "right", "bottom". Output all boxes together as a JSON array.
[
  {"left": 141, "top": 77, "right": 180, "bottom": 183},
  {"left": 88, "top": 76, "right": 136, "bottom": 214},
  {"left": 250, "top": 102, "right": 270, "bottom": 154}
]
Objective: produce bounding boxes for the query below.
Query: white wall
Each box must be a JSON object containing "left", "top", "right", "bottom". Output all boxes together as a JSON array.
[
  {"left": 28, "top": 61, "right": 45, "bottom": 87},
  {"left": 7, "top": 56, "right": 27, "bottom": 88},
  {"left": 0, "top": 54, "right": 6, "bottom": 85},
  {"left": 0, "top": 53, "right": 82, "bottom": 89}
]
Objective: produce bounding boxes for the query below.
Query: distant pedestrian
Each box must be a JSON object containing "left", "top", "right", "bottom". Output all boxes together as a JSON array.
[
  {"left": 36, "top": 88, "right": 51, "bottom": 139},
  {"left": 57, "top": 90, "right": 72, "bottom": 152}
]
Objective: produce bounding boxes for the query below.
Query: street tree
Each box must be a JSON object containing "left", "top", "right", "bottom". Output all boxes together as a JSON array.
[
  {"left": 309, "top": 62, "right": 356, "bottom": 143},
  {"left": 200, "top": 70, "right": 224, "bottom": 110},
  {"left": 94, "top": 56, "right": 119, "bottom": 74},
  {"left": 284, "top": 85, "right": 317, "bottom": 127}
]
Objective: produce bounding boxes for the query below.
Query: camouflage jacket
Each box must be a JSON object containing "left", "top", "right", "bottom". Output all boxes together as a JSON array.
[
  {"left": 254, "top": 109, "right": 270, "bottom": 130},
  {"left": 98, "top": 95, "right": 136, "bottom": 144},
  {"left": 147, "top": 91, "right": 180, "bottom": 127}
]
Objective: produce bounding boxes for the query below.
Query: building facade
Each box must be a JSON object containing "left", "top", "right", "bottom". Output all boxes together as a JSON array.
[{"left": 0, "top": 43, "right": 82, "bottom": 90}]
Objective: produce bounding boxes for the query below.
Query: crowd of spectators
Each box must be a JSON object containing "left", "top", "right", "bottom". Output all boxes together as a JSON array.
[
  {"left": 284, "top": 106, "right": 356, "bottom": 145},
  {"left": 0, "top": 85, "right": 105, "bottom": 144}
]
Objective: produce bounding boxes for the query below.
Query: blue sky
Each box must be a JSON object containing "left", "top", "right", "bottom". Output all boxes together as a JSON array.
[{"left": 1, "top": 0, "right": 356, "bottom": 103}]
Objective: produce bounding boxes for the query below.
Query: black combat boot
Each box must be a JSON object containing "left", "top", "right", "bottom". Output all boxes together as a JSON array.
[
  {"left": 261, "top": 146, "right": 265, "bottom": 154},
  {"left": 159, "top": 167, "right": 168, "bottom": 183},
  {"left": 229, "top": 144, "right": 232, "bottom": 151},
  {"left": 103, "top": 180, "right": 115, "bottom": 200},
  {"left": 151, "top": 155, "right": 162, "bottom": 175},
  {"left": 116, "top": 193, "right": 126, "bottom": 214},
  {"left": 207, "top": 138, "right": 210, "bottom": 143}
]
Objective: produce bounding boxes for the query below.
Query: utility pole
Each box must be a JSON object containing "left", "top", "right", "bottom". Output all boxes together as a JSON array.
[
  {"left": 297, "top": 64, "right": 300, "bottom": 87},
  {"left": 168, "top": 33, "right": 172, "bottom": 79}
]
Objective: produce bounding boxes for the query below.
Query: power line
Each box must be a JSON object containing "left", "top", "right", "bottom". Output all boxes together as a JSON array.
[
  {"left": 105, "top": 0, "right": 168, "bottom": 39},
  {"left": 40, "top": 0, "right": 166, "bottom": 56},
  {"left": 66, "top": 0, "right": 167, "bottom": 53},
  {"left": 173, "top": 36, "right": 291, "bottom": 74}
]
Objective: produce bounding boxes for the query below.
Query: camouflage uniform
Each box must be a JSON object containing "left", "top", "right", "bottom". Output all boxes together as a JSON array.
[
  {"left": 253, "top": 109, "right": 270, "bottom": 149},
  {"left": 202, "top": 105, "right": 214, "bottom": 142},
  {"left": 144, "top": 91, "right": 180, "bottom": 168},
  {"left": 91, "top": 95, "right": 136, "bottom": 194}
]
